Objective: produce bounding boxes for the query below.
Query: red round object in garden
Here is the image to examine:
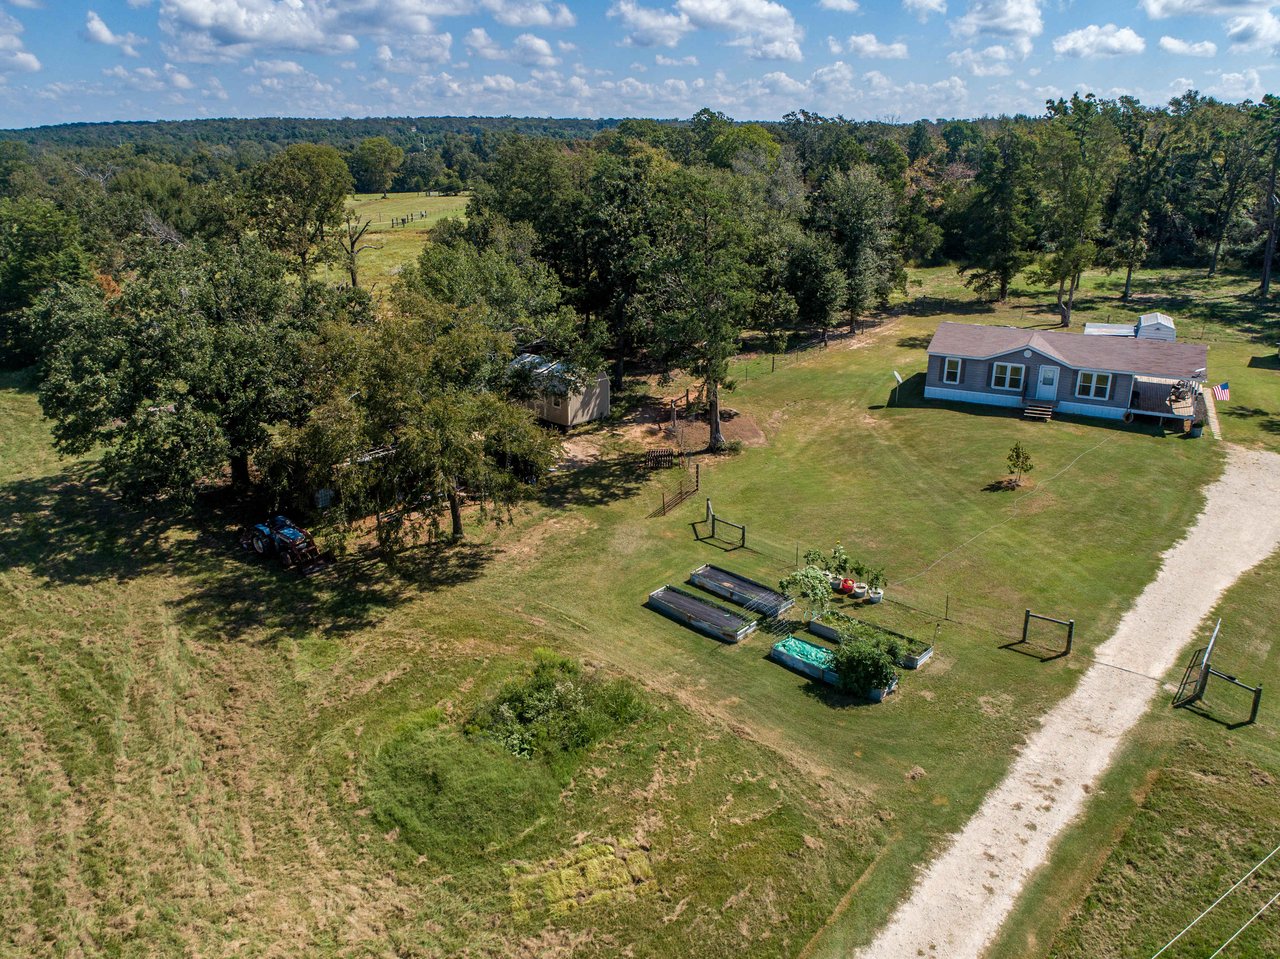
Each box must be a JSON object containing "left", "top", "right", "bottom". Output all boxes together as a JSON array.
[{"left": 837, "top": 578, "right": 854, "bottom": 594}]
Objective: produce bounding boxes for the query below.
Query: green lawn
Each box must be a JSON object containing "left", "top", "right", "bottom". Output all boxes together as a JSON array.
[
  {"left": 0, "top": 266, "right": 1253, "bottom": 957},
  {"left": 335, "top": 192, "right": 470, "bottom": 290}
]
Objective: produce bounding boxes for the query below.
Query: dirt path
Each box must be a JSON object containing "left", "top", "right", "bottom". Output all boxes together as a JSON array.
[{"left": 855, "top": 446, "right": 1280, "bottom": 959}]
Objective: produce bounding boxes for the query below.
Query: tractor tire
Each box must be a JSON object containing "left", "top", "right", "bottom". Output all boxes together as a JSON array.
[{"left": 252, "top": 533, "right": 271, "bottom": 555}]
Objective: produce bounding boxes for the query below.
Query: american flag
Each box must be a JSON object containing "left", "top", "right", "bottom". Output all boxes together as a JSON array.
[{"left": 1212, "top": 382, "right": 1230, "bottom": 402}]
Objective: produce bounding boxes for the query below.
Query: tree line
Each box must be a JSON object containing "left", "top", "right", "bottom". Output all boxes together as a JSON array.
[{"left": 2, "top": 91, "right": 1278, "bottom": 551}]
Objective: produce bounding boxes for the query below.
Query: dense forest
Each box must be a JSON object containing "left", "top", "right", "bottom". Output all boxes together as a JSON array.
[{"left": 2, "top": 92, "right": 1278, "bottom": 546}]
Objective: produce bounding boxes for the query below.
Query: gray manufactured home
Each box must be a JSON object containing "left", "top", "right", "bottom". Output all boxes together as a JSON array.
[{"left": 924, "top": 322, "right": 1208, "bottom": 424}]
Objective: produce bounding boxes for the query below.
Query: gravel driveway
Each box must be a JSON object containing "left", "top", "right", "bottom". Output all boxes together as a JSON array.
[{"left": 856, "top": 446, "right": 1280, "bottom": 959}]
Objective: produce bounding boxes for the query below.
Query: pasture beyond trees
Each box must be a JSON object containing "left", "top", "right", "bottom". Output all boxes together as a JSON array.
[{"left": 4, "top": 261, "right": 1261, "bottom": 957}]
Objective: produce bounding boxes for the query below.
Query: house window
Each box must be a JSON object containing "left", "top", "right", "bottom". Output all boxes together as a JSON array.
[
  {"left": 552, "top": 396, "right": 562, "bottom": 408},
  {"left": 991, "top": 362, "right": 1025, "bottom": 392},
  {"left": 942, "top": 357, "right": 962, "bottom": 384},
  {"left": 1076, "top": 371, "right": 1112, "bottom": 400}
]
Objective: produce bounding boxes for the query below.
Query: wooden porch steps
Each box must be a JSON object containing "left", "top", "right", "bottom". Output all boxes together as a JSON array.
[{"left": 1023, "top": 403, "right": 1055, "bottom": 421}]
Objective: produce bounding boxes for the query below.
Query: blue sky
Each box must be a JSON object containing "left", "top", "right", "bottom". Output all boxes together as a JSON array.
[{"left": 0, "top": 0, "right": 1272, "bottom": 128}]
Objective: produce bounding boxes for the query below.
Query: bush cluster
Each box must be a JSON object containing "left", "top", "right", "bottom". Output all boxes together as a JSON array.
[
  {"left": 465, "top": 650, "right": 645, "bottom": 773},
  {"left": 831, "top": 620, "right": 903, "bottom": 693}
]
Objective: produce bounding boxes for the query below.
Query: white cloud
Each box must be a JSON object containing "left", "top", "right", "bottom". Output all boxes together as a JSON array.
[
  {"left": 157, "top": 0, "right": 358, "bottom": 59},
  {"left": 1053, "top": 23, "right": 1146, "bottom": 57},
  {"left": 465, "top": 26, "right": 506, "bottom": 59},
  {"left": 1140, "top": 0, "right": 1269, "bottom": 17},
  {"left": 954, "top": 0, "right": 1042, "bottom": 57},
  {"left": 609, "top": 0, "right": 694, "bottom": 48},
  {"left": 1227, "top": 10, "right": 1280, "bottom": 51},
  {"left": 676, "top": 0, "right": 805, "bottom": 60},
  {"left": 480, "top": 0, "right": 576, "bottom": 28},
  {"left": 844, "top": 32, "right": 909, "bottom": 58},
  {"left": 102, "top": 62, "right": 193, "bottom": 93},
  {"left": 248, "top": 58, "right": 305, "bottom": 75},
  {"left": 611, "top": 0, "right": 802, "bottom": 60},
  {"left": 1209, "top": 66, "right": 1263, "bottom": 100},
  {"left": 761, "top": 69, "right": 806, "bottom": 94},
  {"left": 819, "top": 0, "right": 860, "bottom": 10},
  {"left": 903, "top": 0, "right": 946, "bottom": 20},
  {"left": 948, "top": 43, "right": 1016, "bottom": 75},
  {"left": 513, "top": 32, "right": 559, "bottom": 66},
  {"left": 655, "top": 53, "right": 699, "bottom": 64},
  {"left": 462, "top": 28, "right": 559, "bottom": 67},
  {"left": 0, "top": 12, "right": 39, "bottom": 72},
  {"left": 1158, "top": 34, "right": 1217, "bottom": 55},
  {"left": 85, "top": 10, "right": 146, "bottom": 57},
  {"left": 826, "top": 35, "right": 843, "bottom": 54}
]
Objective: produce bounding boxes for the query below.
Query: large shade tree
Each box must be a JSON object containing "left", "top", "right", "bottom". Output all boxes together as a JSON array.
[
  {"left": 274, "top": 305, "right": 557, "bottom": 547},
  {"left": 638, "top": 166, "right": 758, "bottom": 451},
  {"left": 810, "top": 164, "right": 906, "bottom": 327},
  {"left": 0, "top": 197, "right": 93, "bottom": 366},
  {"left": 249, "top": 143, "right": 352, "bottom": 275},
  {"left": 34, "top": 238, "right": 322, "bottom": 502},
  {"left": 960, "top": 124, "right": 1034, "bottom": 301}
]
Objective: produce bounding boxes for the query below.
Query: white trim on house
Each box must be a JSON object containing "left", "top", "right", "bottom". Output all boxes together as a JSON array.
[
  {"left": 925, "top": 385, "right": 1023, "bottom": 408},
  {"left": 942, "top": 356, "right": 962, "bottom": 384},
  {"left": 1075, "top": 370, "right": 1113, "bottom": 400},
  {"left": 991, "top": 362, "right": 1025, "bottom": 392},
  {"left": 1057, "top": 401, "right": 1126, "bottom": 420}
]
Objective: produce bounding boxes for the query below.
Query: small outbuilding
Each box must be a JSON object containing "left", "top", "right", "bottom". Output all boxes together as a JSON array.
[
  {"left": 1083, "top": 312, "right": 1177, "bottom": 341},
  {"left": 511, "top": 353, "right": 611, "bottom": 428}
]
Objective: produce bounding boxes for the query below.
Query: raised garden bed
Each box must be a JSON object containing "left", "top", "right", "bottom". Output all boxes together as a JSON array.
[
  {"left": 690, "top": 564, "right": 794, "bottom": 617},
  {"left": 807, "top": 613, "right": 934, "bottom": 669},
  {"left": 769, "top": 635, "right": 898, "bottom": 701},
  {"left": 647, "top": 584, "right": 757, "bottom": 643}
]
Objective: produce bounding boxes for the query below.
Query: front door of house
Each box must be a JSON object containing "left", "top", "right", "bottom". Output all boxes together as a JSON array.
[{"left": 1036, "top": 365, "right": 1059, "bottom": 401}]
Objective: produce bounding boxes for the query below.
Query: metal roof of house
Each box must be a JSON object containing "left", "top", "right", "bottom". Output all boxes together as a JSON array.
[{"left": 926, "top": 322, "right": 1207, "bottom": 379}]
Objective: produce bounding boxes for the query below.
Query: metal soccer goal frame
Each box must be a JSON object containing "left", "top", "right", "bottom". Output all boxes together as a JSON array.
[
  {"left": 1017, "top": 609, "right": 1075, "bottom": 656},
  {"left": 1173, "top": 619, "right": 1263, "bottom": 725}
]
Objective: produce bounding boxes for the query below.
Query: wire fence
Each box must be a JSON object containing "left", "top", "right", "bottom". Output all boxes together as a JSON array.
[{"left": 726, "top": 318, "right": 890, "bottom": 385}]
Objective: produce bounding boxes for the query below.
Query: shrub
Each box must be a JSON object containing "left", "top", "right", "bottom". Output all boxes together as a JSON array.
[
  {"left": 865, "top": 566, "right": 887, "bottom": 592},
  {"left": 803, "top": 544, "right": 852, "bottom": 577},
  {"left": 465, "top": 650, "right": 645, "bottom": 774},
  {"left": 367, "top": 652, "right": 646, "bottom": 862},
  {"left": 831, "top": 638, "right": 898, "bottom": 694},
  {"left": 837, "top": 620, "right": 907, "bottom": 662},
  {"left": 779, "top": 565, "right": 832, "bottom": 622}
]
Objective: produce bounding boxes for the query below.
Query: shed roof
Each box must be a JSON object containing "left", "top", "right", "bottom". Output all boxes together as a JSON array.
[
  {"left": 926, "top": 322, "right": 1207, "bottom": 379},
  {"left": 1138, "top": 312, "right": 1176, "bottom": 329}
]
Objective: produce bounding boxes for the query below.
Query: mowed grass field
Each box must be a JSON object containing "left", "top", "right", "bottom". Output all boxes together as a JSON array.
[
  {"left": 335, "top": 192, "right": 469, "bottom": 290},
  {"left": 3, "top": 257, "right": 1253, "bottom": 957}
]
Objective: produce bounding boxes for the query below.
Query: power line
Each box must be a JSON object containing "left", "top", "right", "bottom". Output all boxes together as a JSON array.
[
  {"left": 1149, "top": 842, "right": 1280, "bottom": 959},
  {"left": 1205, "top": 888, "right": 1280, "bottom": 959}
]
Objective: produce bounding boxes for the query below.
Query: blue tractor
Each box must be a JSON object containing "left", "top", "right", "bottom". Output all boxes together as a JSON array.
[{"left": 240, "top": 516, "right": 327, "bottom": 573}]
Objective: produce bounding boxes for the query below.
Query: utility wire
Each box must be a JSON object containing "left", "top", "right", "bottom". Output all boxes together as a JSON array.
[
  {"left": 1205, "top": 887, "right": 1280, "bottom": 959},
  {"left": 1149, "top": 842, "right": 1280, "bottom": 958},
  {"left": 894, "top": 432, "right": 1118, "bottom": 587}
]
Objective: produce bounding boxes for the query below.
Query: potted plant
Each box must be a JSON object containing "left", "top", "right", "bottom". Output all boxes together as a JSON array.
[
  {"left": 850, "top": 560, "right": 869, "bottom": 599},
  {"left": 779, "top": 566, "right": 832, "bottom": 623},
  {"left": 865, "top": 567, "right": 886, "bottom": 604}
]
